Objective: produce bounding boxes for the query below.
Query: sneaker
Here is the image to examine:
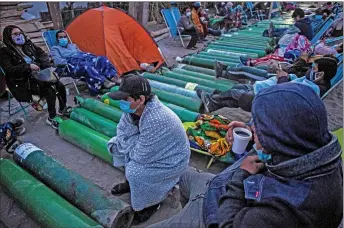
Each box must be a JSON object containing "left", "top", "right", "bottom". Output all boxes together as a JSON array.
[
  {"left": 57, "top": 106, "right": 72, "bottom": 117},
  {"left": 9, "top": 118, "right": 24, "bottom": 128},
  {"left": 268, "top": 22, "right": 274, "bottom": 38},
  {"left": 46, "top": 117, "right": 59, "bottom": 129},
  {"left": 103, "top": 79, "right": 117, "bottom": 89},
  {"left": 14, "top": 126, "right": 26, "bottom": 136},
  {"left": 214, "top": 60, "right": 227, "bottom": 79},
  {"left": 195, "top": 88, "right": 205, "bottom": 99},
  {"left": 111, "top": 181, "right": 130, "bottom": 195},
  {"left": 201, "top": 92, "right": 216, "bottom": 113},
  {"left": 239, "top": 56, "right": 249, "bottom": 66},
  {"left": 132, "top": 203, "right": 160, "bottom": 225}
]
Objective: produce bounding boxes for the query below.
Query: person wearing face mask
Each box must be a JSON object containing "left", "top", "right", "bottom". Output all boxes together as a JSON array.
[
  {"left": 106, "top": 74, "right": 190, "bottom": 224},
  {"left": 177, "top": 7, "right": 199, "bottom": 49},
  {"left": 50, "top": 30, "right": 118, "bottom": 95},
  {"left": 148, "top": 83, "right": 343, "bottom": 228},
  {"left": 196, "top": 59, "right": 324, "bottom": 113},
  {"left": 191, "top": 2, "right": 205, "bottom": 40},
  {"left": 0, "top": 25, "right": 68, "bottom": 128}
]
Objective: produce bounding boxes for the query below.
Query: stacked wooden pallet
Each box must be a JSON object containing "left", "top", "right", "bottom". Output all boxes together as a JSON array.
[
  {"left": 150, "top": 27, "right": 169, "bottom": 42},
  {"left": 0, "top": 2, "right": 53, "bottom": 51}
]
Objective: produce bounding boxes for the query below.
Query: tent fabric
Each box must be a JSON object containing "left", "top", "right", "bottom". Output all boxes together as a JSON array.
[{"left": 66, "top": 6, "right": 165, "bottom": 76}]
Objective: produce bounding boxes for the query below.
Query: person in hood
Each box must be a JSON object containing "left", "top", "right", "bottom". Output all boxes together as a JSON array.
[
  {"left": 0, "top": 25, "right": 68, "bottom": 128},
  {"left": 292, "top": 8, "right": 314, "bottom": 41},
  {"left": 106, "top": 74, "right": 190, "bottom": 224},
  {"left": 177, "top": 7, "right": 199, "bottom": 49},
  {"left": 148, "top": 83, "right": 343, "bottom": 228}
]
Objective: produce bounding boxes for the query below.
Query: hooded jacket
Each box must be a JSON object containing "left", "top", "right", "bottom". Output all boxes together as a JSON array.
[
  {"left": 295, "top": 17, "right": 314, "bottom": 41},
  {"left": 204, "top": 83, "right": 342, "bottom": 228},
  {"left": 0, "top": 25, "right": 51, "bottom": 102}
]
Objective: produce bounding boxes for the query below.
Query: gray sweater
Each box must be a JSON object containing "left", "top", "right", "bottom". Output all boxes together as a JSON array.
[{"left": 177, "top": 15, "right": 193, "bottom": 32}]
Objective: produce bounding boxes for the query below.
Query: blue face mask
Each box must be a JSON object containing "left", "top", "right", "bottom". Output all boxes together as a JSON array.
[
  {"left": 253, "top": 144, "right": 271, "bottom": 162},
  {"left": 59, "top": 38, "right": 68, "bottom": 47},
  {"left": 12, "top": 34, "right": 25, "bottom": 45},
  {"left": 119, "top": 100, "right": 137, "bottom": 113}
]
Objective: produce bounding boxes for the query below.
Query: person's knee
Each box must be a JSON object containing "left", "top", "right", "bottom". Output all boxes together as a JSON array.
[{"left": 238, "top": 91, "right": 255, "bottom": 112}]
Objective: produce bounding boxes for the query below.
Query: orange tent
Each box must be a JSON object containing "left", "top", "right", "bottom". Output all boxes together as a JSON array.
[{"left": 66, "top": 6, "right": 165, "bottom": 76}]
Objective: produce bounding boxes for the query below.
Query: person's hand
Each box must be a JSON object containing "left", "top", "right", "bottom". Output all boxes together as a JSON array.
[
  {"left": 225, "top": 121, "right": 250, "bottom": 146},
  {"left": 30, "top": 64, "right": 40, "bottom": 71},
  {"left": 240, "top": 155, "right": 265, "bottom": 174}
]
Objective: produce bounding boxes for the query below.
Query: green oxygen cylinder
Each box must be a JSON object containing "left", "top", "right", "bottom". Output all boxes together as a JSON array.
[
  {"left": 13, "top": 143, "right": 133, "bottom": 228},
  {"left": 142, "top": 72, "right": 215, "bottom": 93},
  {"left": 102, "top": 88, "right": 200, "bottom": 122},
  {"left": 75, "top": 96, "right": 123, "bottom": 123},
  {"left": 70, "top": 108, "right": 118, "bottom": 138},
  {"left": 58, "top": 119, "right": 112, "bottom": 165},
  {"left": 0, "top": 159, "right": 102, "bottom": 228}
]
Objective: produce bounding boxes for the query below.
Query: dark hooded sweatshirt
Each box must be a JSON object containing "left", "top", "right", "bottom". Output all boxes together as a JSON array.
[
  {"left": 295, "top": 17, "right": 314, "bottom": 41},
  {"left": 210, "top": 83, "right": 342, "bottom": 228}
]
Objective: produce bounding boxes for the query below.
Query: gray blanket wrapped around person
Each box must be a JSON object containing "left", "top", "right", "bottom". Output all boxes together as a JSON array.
[{"left": 107, "top": 96, "right": 191, "bottom": 211}]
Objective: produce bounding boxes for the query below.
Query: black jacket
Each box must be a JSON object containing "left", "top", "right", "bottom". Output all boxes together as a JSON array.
[{"left": 0, "top": 41, "right": 51, "bottom": 102}]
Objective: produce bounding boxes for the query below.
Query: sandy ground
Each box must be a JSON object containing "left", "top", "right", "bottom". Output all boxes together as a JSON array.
[{"left": 0, "top": 25, "right": 343, "bottom": 228}]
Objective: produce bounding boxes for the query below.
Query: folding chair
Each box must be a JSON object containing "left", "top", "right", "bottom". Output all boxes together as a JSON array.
[
  {"left": 42, "top": 30, "right": 81, "bottom": 95},
  {"left": 161, "top": 8, "right": 191, "bottom": 48},
  {"left": 311, "top": 17, "right": 334, "bottom": 45},
  {"left": 246, "top": 2, "right": 265, "bottom": 21},
  {"left": 0, "top": 67, "right": 29, "bottom": 118}
]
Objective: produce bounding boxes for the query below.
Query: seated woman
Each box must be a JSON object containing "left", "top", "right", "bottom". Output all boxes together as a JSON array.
[
  {"left": 51, "top": 30, "right": 118, "bottom": 95},
  {"left": 0, "top": 25, "right": 68, "bottom": 128}
]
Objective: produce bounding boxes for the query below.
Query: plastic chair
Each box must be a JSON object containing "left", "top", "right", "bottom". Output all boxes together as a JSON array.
[
  {"left": 42, "top": 30, "right": 81, "bottom": 95},
  {"left": 246, "top": 2, "right": 265, "bottom": 21},
  {"left": 161, "top": 8, "right": 191, "bottom": 48},
  {"left": 311, "top": 18, "right": 334, "bottom": 45}
]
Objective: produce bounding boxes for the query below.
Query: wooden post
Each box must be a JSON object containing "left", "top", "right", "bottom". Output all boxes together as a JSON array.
[
  {"left": 268, "top": 2, "right": 273, "bottom": 19},
  {"left": 47, "top": 2, "right": 63, "bottom": 29},
  {"left": 141, "top": 2, "right": 149, "bottom": 26},
  {"left": 128, "top": 2, "right": 138, "bottom": 19}
]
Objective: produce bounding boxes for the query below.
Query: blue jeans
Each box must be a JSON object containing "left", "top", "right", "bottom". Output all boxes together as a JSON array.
[{"left": 148, "top": 154, "right": 249, "bottom": 228}]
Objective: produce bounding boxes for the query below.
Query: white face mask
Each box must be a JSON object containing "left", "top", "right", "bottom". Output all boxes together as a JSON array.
[{"left": 186, "top": 12, "right": 191, "bottom": 17}]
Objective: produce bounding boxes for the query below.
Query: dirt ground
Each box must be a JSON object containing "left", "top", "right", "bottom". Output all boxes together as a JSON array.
[{"left": 0, "top": 26, "right": 343, "bottom": 228}]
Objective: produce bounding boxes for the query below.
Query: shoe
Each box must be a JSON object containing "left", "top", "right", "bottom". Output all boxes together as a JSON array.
[
  {"left": 186, "top": 46, "right": 197, "bottom": 50},
  {"left": 214, "top": 60, "right": 227, "bottom": 79},
  {"left": 132, "top": 203, "right": 160, "bottom": 225},
  {"left": 103, "top": 79, "right": 117, "bottom": 89},
  {"left": 195, "top": 88, "right": 205, "bottom": 99},
  {"left": 111, "top": 181, "right": 130, "bottom": 195},
  {"left": 57, "top": 106, "right": 72, "bottom": 117},
  {"left": 14, "top": 126, "right": 26, "bottom": 136},
  {"left": 201, "top": 93, "right": 216, "bottom": 113},
  {"left": 46, "top": 117, "right": 59, "bottom": 129},
  {"left": 268, "top": 22, "right": 274, "bottom": 38},
  {"left": 9, "top": 118, "right": 24, "bottom": 128}
]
